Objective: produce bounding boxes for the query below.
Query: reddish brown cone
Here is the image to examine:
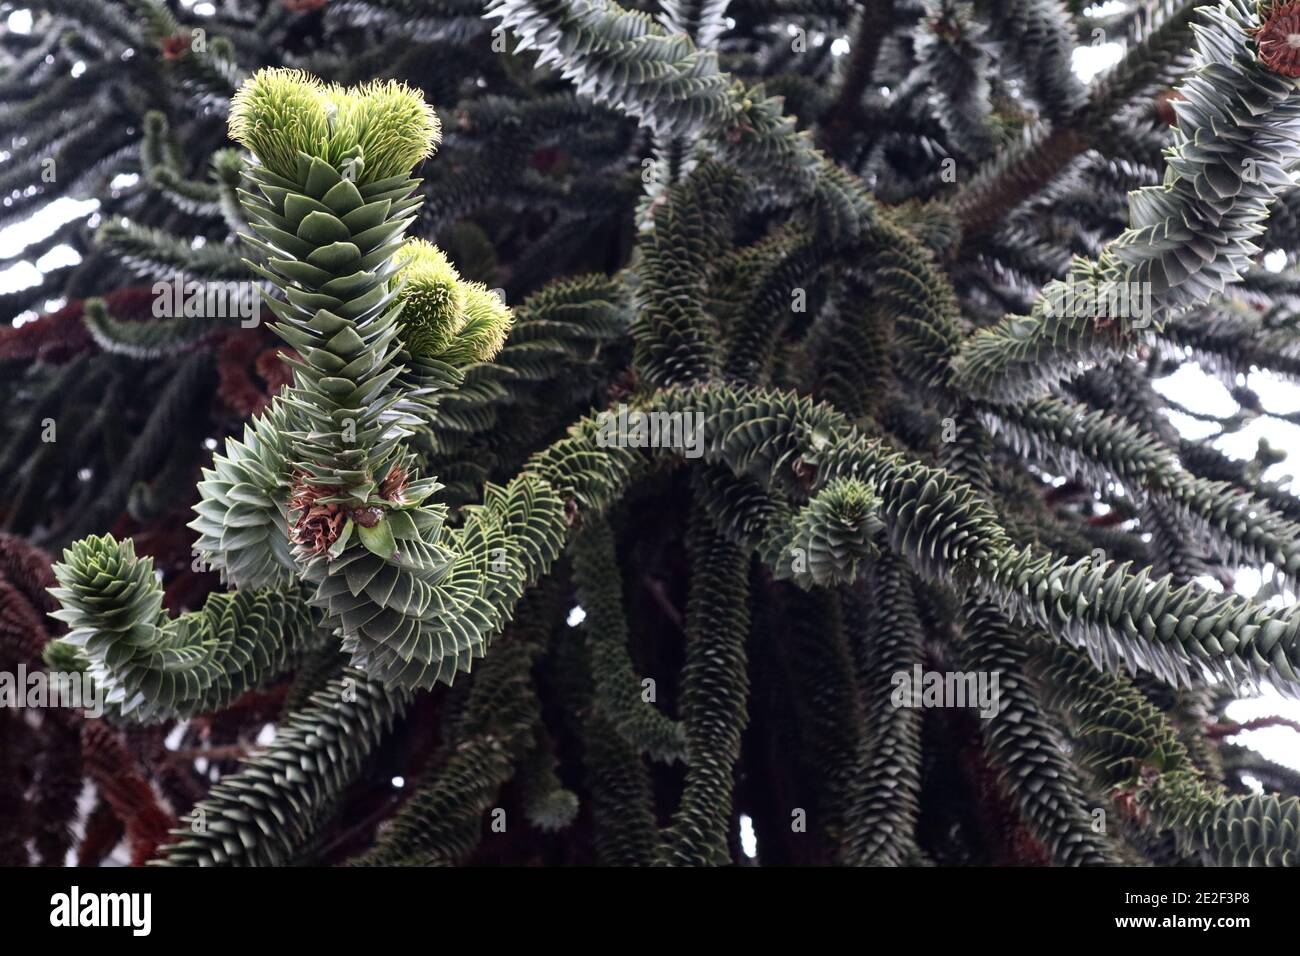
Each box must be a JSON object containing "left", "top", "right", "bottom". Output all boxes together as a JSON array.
[
  {"left": 290, "top": 477, "right": 346, "bottom": 557},
  {"left": 1255, "top": 2, "right": 1300, "bottom": 77}
]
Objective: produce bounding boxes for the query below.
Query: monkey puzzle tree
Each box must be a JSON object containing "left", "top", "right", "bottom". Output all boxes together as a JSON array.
[{"left": 5, "top": 0, "right": 1300, "bottom": 867}]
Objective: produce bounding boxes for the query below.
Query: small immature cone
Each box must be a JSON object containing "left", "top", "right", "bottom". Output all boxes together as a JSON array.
[{"left": 392, "top": 238, "right": 513, "bottom": 365}]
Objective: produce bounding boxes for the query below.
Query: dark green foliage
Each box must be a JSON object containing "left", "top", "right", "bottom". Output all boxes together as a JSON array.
[
  {"left": 49, "top": 535, "right": 326, "bottom": 720},
  {"left": 571, "top": 517, "right": 687, "bottom": 763},
  {"left": 158, "top": 668, "right": 410, "bottom": 866},
  {"left": 8, "top": 0, "right": 1300, "bottom": 870},
  {"left": 660, "top": 498, "right": 751, "bottom": 865},
  {"left": 840, "top": 555, "right": 923, "bottom": 865},
  {"left": 958, "top": 599, "right": 1120, "bottom": 864},
  {"left": 350, "top": 638, "right": 541, "bottom": 865}
]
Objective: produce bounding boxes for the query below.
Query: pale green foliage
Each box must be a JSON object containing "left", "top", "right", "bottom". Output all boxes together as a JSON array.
[
  {"left": 228, "top": 68, "right": 441, "bottom": 184},
  {"left": 393, "top": 238, "right": 514, "bottom": 364}
]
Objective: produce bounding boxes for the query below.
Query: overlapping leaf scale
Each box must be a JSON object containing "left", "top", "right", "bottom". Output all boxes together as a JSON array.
[
  {"left": 157, "top": 668, "right": 410, "bottom": 866},
  {"left": 239, "top": 152, "right": 424, "bottom": 489},
  {"left": 48, "top": 535, "right": 321, "bottom": 721},
  {"left": 986, "top": 545, "right": 1300, "bottom": 696},
  {"left": 952, "top": 0, "right": 1300, "bottom": 403},
  {"left": 189, "top": 399, "right": 298, "bottom": 591},
  {"left": 327, "top": 473, "right": 566, "bottom": 688}
]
